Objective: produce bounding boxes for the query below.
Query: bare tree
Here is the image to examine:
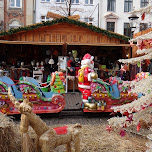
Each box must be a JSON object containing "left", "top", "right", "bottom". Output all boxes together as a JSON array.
[{"left": 65, "top": 0, "right": 72, "bottom": 16}]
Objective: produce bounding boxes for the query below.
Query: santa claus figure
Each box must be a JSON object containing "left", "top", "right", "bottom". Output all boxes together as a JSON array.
[{"left": 78, "top": 53, "right": 98, "bottom": 103}]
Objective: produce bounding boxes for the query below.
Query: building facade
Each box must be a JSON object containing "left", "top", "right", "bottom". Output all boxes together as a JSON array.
[
  {"left": 35, "top": 0, "right": 99, "bottom": 27},
  {"left": 3, "top": 0, "right": 34, "bottom": 30},
  {"left": 99, "top": 0, "right": 151, "bottom": 37},
  {"left": 0, "top": 0, "right": 4, "bottom": 31}
]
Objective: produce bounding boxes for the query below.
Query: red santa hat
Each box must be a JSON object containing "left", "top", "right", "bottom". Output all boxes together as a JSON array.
[{"left": 81, "top": 53, "right": 94, "bottom": 66}]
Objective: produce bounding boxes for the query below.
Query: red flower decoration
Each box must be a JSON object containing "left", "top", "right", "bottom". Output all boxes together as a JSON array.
[
  {"left": 126, "top": 114, "right": 133, "bottom": 123},
  {"left": 120, "top": 129, "right": 126, "bottom": 137},
  {"left": 136, "top": 40, "right": 146, "bottom": 50},
  {"left": 106, "top": 125, "right": 113, "bottom": 133}
]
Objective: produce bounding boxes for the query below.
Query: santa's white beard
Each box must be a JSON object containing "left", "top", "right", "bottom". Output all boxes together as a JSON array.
[
  {"left": 81, "top": 63, "right": 94, "bottom": 69},
  {"left": 81, "top": 59, "right": 94, "bottom": 69}
]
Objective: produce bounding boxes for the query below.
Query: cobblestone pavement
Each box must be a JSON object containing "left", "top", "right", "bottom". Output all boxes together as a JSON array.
[{"left": 64, "top": 92, "right": 82, "bottom": 110}]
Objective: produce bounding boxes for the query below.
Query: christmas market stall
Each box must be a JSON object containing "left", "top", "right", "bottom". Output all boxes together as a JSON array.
[{"left": 0, "top": 17, "right": 130, "bottom": 91}]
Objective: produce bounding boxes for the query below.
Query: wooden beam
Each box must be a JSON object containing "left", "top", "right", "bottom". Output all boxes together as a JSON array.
[
  {"left": 67, "top": 15, "right": 80, "bottom": 20},
  {"left": 47, "top": 12, "right": 80, "bottom": 20},
  {"left": 0, "top": 40, "right": 64, "bottom": 45},
  {"left": 66, "top": 42, "right": 130, "bottom": 46},
  {"left": 47, "top": 12, "right": 64, "bottom": 19}
]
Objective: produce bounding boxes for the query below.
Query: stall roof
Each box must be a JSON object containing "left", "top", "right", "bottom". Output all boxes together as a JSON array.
[{"left": 0, "top": 17, "right": 130, "bottom": 43}]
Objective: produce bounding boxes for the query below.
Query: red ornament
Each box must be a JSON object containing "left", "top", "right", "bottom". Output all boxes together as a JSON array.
[
  {"left": 137, "top": 122, "right": 141, "bottom": 132},
  {"left": 141, "top": 12, "right": 145, "bottom": 20},
  {"left": 106, "top": 125, "right": 113, "bottom": 133}
]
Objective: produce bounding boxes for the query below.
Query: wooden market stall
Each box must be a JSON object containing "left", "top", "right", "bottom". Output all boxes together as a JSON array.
[{"left": 0, "top": 17, "right": 130, "bottom": 90}]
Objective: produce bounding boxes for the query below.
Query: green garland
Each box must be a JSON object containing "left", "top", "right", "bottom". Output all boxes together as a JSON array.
[{"left": 0, "top": 17, "right": 130, "bottom": 42}]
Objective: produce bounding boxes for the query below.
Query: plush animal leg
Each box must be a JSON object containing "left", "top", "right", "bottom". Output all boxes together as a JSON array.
[
  {"left": 41, "top": 140, "right": 50, "bottom": 152},
  {"left": 73, "top": 134, "right": 80, "bottom": 152},
  {"left": 21, "top": 133, "right": 30, "bottom": 152},
  {"left": 35, "top": 135, "right": 41, "bottom": 152},
  {"left": 66, "top": 143, "right": 72, "bottom": 152}
]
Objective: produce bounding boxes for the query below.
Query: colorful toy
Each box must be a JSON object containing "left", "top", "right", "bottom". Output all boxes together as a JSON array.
[
  {"left": 8, "top": 87, "right": 82, "bottom": 152},
  {"left": 78, "top": 54, "right": 138, "bottom": 112},
  {"left": 0, "top": 72, "right": 66, "bottom": 115}
]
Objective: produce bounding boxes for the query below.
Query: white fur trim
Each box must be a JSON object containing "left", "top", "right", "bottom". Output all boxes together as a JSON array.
[
  {"left": 78, "top": 84, "right": 90, "bottom": 89},
  {"left": 81, "top": 59, "right": 90, "bottom": 65},
  {"left": 91, "top": 56, "right": 94, "bottom": 61},
  {"left": 88, "top": 73, "right": 92, "bottom": 81},
  {"left": 82, "top": 99, "right": 88, "bottom": 103}
]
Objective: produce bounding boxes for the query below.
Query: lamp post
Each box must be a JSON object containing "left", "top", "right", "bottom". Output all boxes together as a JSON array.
[
  {"left": 128, "top": 13, "right": 139, "bottom": 77},
  {"left": 128, "top": 13, "right": 139, "bottom": 38},
  {"left": 128, "top": 13, "right": 139, "bottom": 58}
]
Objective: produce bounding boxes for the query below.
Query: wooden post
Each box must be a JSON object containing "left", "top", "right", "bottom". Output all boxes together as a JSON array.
[{"left": 62, "top": 43, "right": 67, "bottom": 56}]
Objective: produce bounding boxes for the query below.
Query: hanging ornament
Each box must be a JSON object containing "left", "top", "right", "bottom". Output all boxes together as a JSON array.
[{"left": 141, "top": 12, "right": 145, "bottom": 20}]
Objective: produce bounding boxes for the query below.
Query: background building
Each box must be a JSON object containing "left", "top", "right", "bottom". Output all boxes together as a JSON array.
[
  {"left": 99, "top": 0, "right": 152, "bottom": 37},
  {"left": 35, "top": 0, "right": 99, "bottom": 26},
  {"left": 3, "top": 0, "right": 34, "bottom": 30},
  {"left": 0, "top": 0, "right": 4, "bottom": 31}
]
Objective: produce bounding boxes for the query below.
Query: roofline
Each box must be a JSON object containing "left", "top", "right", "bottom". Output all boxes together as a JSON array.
[{"left": 0, "top": 17, "right": 130, "bottom": 42}]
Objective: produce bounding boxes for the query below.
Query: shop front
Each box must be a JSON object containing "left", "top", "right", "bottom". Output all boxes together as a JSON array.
[{"left": 0, "top": 18, "right": 130, "bottom": 90}]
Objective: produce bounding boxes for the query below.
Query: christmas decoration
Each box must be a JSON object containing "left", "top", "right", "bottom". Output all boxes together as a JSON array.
[
  {"left": 50, "top": 72, "right": 65, "bottom": 94},
  {"left": 8, "top": 87, "right": 82, "bottom": 152},
  {"left": 106, "top": 125, "right": 113, "bottom": 133},
  {"left": 0, "top": 17, "right": 129, "bottom": 42},
  {"left": 141, "top": 12, "right": 145, "bottom": 20}
]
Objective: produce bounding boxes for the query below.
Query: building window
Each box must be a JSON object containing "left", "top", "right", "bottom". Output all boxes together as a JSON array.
[
  {"left": 41, "top": 0, "right": 50, "bottom": 2},
  {"left": 107, "top": 22, "right": 115, "bottom": 32},
  {"left": 84, "top": 17, "right": 94, "bottom": 24},
  {"left": 140, "top": 23, "right": 148, "bottom": 31},
  {"left": 124, "top": 23, "right": 131, "bottom": 37},
  {"left": 140, "top": 0, "right": 149, "bottom": 7},
  {"left": 107, "top": 0, "right": 116, "bottom": 11},
  {"left": 71, "top": 0, "right": 79, "bottom": 4},
  {"left": 56, "top": 0, "right": 64, "bottom": 2},
  {"left": 85, "top": 0, "right": 93, "bottom": 5},
  {"left": 10, "top": 0, "right": 21, "bottom": 8},
  {"left": 124, "top": 0, "right": 133, "bottom": 12},
  {"left": 41, "top": 16, "right": 50, "bottom": 22},
  {"left": 9, "top": 20, "right": 21, "bottom": 29}
]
